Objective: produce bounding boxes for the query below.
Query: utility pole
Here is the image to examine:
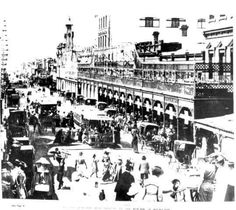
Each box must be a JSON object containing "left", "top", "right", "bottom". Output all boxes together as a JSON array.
[{"left": 1, "top": 19, "right": 9, "bottom": 124}]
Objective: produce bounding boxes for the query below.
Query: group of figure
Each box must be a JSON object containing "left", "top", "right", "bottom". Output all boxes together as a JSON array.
[
  {"left": 2, "top": 160, "right": 28, "bottom": 199},
  {"left": 53, "top": 148, "right": 188, "bottom": 202},
  {"left": 197, "top": 154, "right": 235, "bottom": 202}
]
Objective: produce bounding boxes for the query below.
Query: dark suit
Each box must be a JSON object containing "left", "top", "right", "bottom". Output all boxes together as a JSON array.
[{"left": 114, "top": 171, "right": 134, "bottom": 201}]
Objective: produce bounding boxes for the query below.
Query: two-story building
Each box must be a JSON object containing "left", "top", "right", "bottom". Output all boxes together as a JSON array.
[{"left": 76, "top": 14, "right": 233, "bottom": 144}]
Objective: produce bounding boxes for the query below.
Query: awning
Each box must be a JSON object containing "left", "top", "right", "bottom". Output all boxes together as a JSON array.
[{"left": 194, "top": 114, "right": 234, "bottom": 138}]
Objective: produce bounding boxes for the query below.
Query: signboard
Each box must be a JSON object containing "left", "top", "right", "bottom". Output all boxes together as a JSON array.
[
  {"left": 165, "top": 96, "right": 178, "bottom": 105},
  {"left": 143, "top": 92, "right": 152, "bottom": 99},
  {"left": 153, "top": 94, "right": 163, "bottom": 102}
]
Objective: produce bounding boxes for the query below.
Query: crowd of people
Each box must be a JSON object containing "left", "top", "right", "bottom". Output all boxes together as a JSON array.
[
  {"left": 52, "top": 149, "right": 181, "bottom": 202},
  {"left": 50, "top": 147, "right": 234, "bottom": 202},
  {"left": 2, "top": 86, "right": 234, "bottom": 202}
]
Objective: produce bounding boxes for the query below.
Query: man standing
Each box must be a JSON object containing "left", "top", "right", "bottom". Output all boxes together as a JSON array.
[
  {"left": 113, "top": 157, "right": 123, "bottom": 182},
  {"left": 114, "top": 159, "right": 135, "bottom": 201},
  {"left": 139, "top": 155, "right": 150, "bottom": 187}
]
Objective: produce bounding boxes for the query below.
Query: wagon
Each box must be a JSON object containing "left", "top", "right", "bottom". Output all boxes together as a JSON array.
[
  {"left": 38, "top": 100, "right": 57, "bottom": 132},
  {"left": 174, "top": 140, "right": 196, "bottom": 164}
]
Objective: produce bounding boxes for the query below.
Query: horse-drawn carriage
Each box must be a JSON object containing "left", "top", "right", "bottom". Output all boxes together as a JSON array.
[
  {"left": 6, "top": 88, "right": 20, "bottom": 108},
  {"left": 38, "top": 100, "right": 57, "bottom": 132},
  {"left": 137, "top": 122, "right": 161, "bottom": 151},
  {"left": 6, "top": 109, "right": 29, "bottom": 152},
  {"left": 73, "top": 106, "right": 114, "bottom": 147},
  {"left": 7, "top": 109, "right": 29, "bottom": 137},
  {"left": 173, "top": 140, "right": 196, "bottom": 164},
  {"left": 6, "top": 109, "right": 35, "bottom": 192},
  {"left": 30, "top": 157, "right": 55, "bottom": 199}
]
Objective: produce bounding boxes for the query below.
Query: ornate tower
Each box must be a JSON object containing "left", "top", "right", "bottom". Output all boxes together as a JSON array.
[{"left": 64, "top": 17, "right": 74, "bottom": 51}]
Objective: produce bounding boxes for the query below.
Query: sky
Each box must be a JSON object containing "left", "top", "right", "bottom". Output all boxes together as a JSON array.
[{"left": 0, "top": 0, "right": 234, "bottom": 71}]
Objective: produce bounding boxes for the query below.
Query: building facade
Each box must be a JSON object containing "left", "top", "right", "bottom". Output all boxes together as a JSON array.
[
  {"left": 56, "top": 18, "right": 78, "bottom": 99},
  {"left": 76, "top": 14, "right": 233, "bottom": 142}
]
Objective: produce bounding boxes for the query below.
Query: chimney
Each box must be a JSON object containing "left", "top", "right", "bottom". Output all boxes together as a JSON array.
[{"left": 153, "top": 31, "right": 159, "bottom": 44}]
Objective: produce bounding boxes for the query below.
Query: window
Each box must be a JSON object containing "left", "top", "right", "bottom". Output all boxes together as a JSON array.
[
  {"left": 209, "top": 53, "right": 213, "bottom": 63},
  {"left": 209, "top": 53, "right": 213, "bottom": 79},
  {"left": 140, "top": 17, "right": 160, "bottom": 27},
  {"left": 171, "top": 18, "right": 180, "bottom": 28},
  {"left": 145, "top": 17, "right": 154, "bottom": 27},
  {"left": 167, "top": 18, "right": 186, "bottom": 28}
]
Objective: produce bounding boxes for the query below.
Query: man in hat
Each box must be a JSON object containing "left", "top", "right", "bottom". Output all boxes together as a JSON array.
[
  {"left": 113, "top": 157, "right": 123, "bottom": 182},
  {"left": 114, "top": 159, "right": 135, "bottom": 201}
]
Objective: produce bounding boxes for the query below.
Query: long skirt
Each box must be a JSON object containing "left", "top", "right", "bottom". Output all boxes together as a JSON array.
[{"left": 132, "top": 141, "right": 138, "bottom": 153}]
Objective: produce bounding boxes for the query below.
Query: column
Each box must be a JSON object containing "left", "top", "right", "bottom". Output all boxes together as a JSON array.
[
  {"left": 95, "top": 85, "right": 98, "bottom": 100},
  {"left": 81, "top": 82, "right": 84, "bottom": 97}
]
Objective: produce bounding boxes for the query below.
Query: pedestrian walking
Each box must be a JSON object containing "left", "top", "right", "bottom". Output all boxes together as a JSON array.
[
  {"left": 138, "top": 155, "right": 150, "bottom": 187},
  {"left": 131, "top": 129, "right": 139, "bottom": 153},
  {"left": 90, "top": 154, "right": 99, "bottom": 178},
  {"left": 75, "top": 152, "right": 88, "bottom": 180},
  {"left": 101, "top": 150, "right": 112, "bottom": 182},
  {"left": 57, "top": 158, "right": 65, "bottom": 190}
]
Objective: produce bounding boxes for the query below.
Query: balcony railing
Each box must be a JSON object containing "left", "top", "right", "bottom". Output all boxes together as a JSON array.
[
  {"left": 77, "top": 62, "right": 233, "bottom": 98},
  {"left": 78, "top": 70, "right": 194, "bottom": 97}
]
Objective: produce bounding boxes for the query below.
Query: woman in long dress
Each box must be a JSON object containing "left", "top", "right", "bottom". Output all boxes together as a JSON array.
[
  {"left": 90, "top": 154, "right": 99, "bottom": 178},
  {"left": 73, "top": 152, "right": 87, "bottom": 181}
]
